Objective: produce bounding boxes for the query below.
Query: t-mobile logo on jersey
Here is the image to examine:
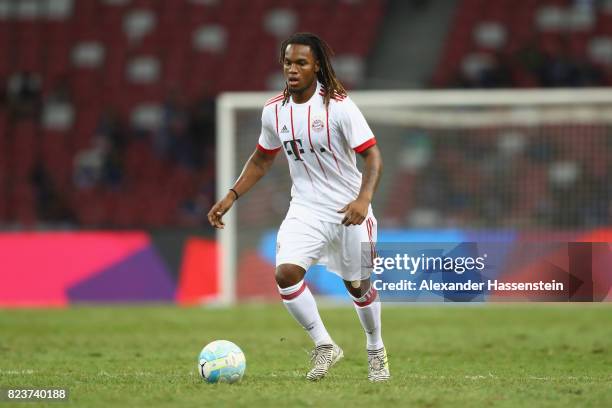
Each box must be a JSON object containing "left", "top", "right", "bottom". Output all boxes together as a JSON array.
[
  {"left": 283, "top": 139, "right": 305, "bottom": 160},
  {"left": 283, "top": 139, "right": 327, "bottom": 161}
]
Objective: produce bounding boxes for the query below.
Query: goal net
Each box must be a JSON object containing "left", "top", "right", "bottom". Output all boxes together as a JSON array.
[{"left": 216, "top": 89, "right": 612, "bottom": 304}]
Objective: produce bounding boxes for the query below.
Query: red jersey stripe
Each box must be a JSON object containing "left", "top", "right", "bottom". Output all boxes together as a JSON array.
[
  {"left": 275, "top": 103, "right": 279, "bottom": 135},
  {"left": 265, "top": 93, "right": 284, "bottom": 106},
  {"left": 319, "top": 90, "right": 347, "bottom": 101},
  {"left": 290, "top": 106, "right": 314, "bottom": 185},
  {"left": 256, "top": 144, "right": 281, "bottom": 154},
  {"left": 366, "top": 217, "right": 376, "bottom": 265},
  {"left": 354, "top": 137, "right": 377, "bottom": 153},
  {"left": 289, "top": 106, "right": 302, "bottom": 161},
  {"left": 326, "top": 106, "right": 342, "bottom": 175},
  {"left": 307, "top": 105, "right": 328, "bottom": 182}
]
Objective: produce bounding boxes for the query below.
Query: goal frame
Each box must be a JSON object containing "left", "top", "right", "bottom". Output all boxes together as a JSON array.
[{"left": 215, "top": 87, "right": 612, "bottom": 305}]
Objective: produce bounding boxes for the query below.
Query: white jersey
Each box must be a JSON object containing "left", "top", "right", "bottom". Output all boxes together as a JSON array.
[{"left": 257, "top": 81, "right": 376, "bottom": 224}]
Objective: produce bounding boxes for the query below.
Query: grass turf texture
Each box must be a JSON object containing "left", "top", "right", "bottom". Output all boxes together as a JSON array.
[{"left": 1, "top": 304, "right": 611, "bottom": 407}]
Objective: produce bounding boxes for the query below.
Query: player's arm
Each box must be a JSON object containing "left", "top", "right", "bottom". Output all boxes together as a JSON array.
[
  {"left": 338, "top": 144, "right": 383, "bottom": 226},
  {"left": 207, "top": 148, "right": 278, "bottom": 229}
]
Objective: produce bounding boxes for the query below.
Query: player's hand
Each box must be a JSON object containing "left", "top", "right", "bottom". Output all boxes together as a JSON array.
[
  {"left": 207, "top": 194, "right": 236, "bottom": 229},
  {"left": 337, "top": 197, "right": 369, "bottom": 226}
]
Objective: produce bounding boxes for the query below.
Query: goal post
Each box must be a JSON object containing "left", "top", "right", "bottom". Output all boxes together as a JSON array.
[{"left": 216, "top": 88, "right": 612, "bottom": 305}]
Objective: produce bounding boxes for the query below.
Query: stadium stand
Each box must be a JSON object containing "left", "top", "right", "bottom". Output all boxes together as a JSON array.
[
  {"left": 1, "top": 0, "right": 609, "bottom": 230},
  {"left": 432, "top": 0, "right": 612, "bottom": 88},
  {"left": 0, "top": 0, "right": 386, "bottom": 227},
  {"left": 384, "top": 0, "right": 612, "bottom": 229}
]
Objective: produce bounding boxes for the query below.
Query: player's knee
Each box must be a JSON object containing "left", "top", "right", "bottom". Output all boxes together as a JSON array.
[{"left": 275, "top": 264, "right": 305, "bottom": 288}]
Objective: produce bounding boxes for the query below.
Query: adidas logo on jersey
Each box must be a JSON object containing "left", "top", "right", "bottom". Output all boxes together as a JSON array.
[{"left": 280, "top": 125, "right": 290, "bottom": 134}]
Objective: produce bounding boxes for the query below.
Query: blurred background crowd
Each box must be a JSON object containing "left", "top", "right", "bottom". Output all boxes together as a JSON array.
[{"left": 0, "top": 0, "right": 610, "bottom": 230}]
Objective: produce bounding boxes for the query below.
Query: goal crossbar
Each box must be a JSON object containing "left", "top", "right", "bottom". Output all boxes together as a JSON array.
[{"left": 215, "top": 88, "right": 612, "bottom": 304}]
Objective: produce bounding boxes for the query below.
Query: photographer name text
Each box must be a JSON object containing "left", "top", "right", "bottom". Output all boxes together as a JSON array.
[{"left": 373, "top": 279, "right": 564, "bottom": 292}]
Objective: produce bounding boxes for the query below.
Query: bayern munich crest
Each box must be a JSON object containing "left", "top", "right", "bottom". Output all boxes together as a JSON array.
[{"left": 311, "top": 118, "right": 325, "bottom": 132}]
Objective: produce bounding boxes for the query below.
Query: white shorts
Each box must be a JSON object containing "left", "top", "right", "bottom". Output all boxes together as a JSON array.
[{"left": 275, "top": 208, "right": 378, "bottom": 282}]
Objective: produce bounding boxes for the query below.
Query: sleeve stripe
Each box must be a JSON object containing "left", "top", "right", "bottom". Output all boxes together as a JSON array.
[
  {"left": 353, "top": 137, "right": 377, "bottom": 153},
  {"left": 256, "top": 143, "right": 281, "bottom": 154},
  {"left": 264, "top": 94, "right": 284, "bottom": 106}
]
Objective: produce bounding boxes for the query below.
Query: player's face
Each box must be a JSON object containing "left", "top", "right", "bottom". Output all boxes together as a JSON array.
[{"left": 283, "top": 44, "right": 320, "bottom": 94}]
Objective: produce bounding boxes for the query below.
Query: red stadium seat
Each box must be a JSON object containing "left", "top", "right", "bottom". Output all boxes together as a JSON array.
[
  {"left": 12, "top": 122, "right": 38, "bottom": 180},
  {"left": 40, "top": 129, "right": 72, "bottom": 186}
]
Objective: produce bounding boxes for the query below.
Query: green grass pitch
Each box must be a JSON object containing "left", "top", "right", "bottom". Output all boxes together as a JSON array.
[{"left": 1, "top": 304, "right": 611, "bottom": 407}]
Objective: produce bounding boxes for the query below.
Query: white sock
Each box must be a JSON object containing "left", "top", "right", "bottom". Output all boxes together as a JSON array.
[
  {"left": 278, "top": 280, "right": 333, "bottom": 346},
  {"left": 350, "top": 285, "right": 384, "bottom": 350}
]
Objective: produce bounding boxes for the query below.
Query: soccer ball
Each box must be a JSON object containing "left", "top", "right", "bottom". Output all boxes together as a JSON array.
[{"left": 198, "top": 340, "right": 246, "bottom": 384}]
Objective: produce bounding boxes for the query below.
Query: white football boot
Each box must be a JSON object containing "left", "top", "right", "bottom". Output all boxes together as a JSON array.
[
  {"left": 367, "top": 347, "right": 390, "bottom": 382},
  {"left": 306, "top": 343, "right": 343, "bottom": 381}
]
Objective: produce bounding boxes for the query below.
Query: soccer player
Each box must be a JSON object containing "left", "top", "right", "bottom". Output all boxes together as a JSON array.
[{"left": 207, "top": 33, "right": 389, "bottom": 382}]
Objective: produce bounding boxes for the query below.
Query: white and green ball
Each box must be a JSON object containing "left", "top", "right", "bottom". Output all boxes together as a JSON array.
[{"left": 198, "top": 340, "right": 246, "bottom": 384}]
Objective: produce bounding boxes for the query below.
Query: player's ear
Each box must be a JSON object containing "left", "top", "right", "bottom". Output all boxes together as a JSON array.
[{"left": 314, "top": 60, "right": 320, "bottom": 73}]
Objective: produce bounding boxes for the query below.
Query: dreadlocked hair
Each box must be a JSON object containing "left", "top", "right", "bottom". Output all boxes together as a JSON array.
[{"left": 279, "top": 32, "right": 347, "bottom": 106}]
